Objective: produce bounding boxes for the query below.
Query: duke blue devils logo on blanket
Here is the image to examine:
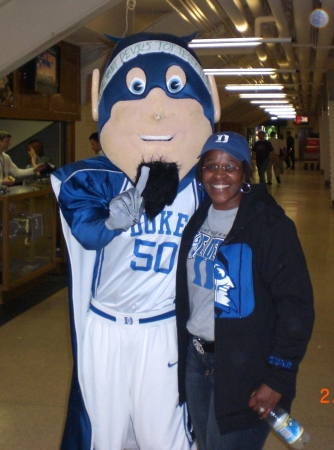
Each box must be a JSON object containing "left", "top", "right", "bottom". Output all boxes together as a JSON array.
[{"left": 214, "top": 244, "right": 255, "bottom": 319}]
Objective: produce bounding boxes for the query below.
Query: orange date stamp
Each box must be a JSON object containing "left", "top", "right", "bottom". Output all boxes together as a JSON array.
[{"left": 320, "top": 388, "right": 334, "bottom": 403}]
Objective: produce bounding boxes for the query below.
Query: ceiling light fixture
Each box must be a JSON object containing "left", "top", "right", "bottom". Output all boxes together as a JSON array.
[
  {"left": 239, "top": 93, "right": 287, "bottom": 98},
  {"left": 251, "top": 100, "right": 289, "bottom": 104},
  {"left": 225, "top": 84, "right": 284, "bottom": 91},
  {"left": 204, "top": 69, "right": 296, "bottom": 76},
  {"left": 260, "top": 105, "right": 295, "bottom": 112},
  {"left": 265, "top": 109, "right": 296, "bottom": 114},
  {"left": 264, "top": 105, "right": 296, "bottom": 109},
  {"left": 205, "top": 68, "right": 276, "bottom": 76},
  {"left": 189, "top": 37, "right": 291, "bottom": 48},
  {"left": 263, "top": 106, "right": 296, "bottom": 112},
  {"left": 261, "top": 105, "right": 295, "bottom": 109}
]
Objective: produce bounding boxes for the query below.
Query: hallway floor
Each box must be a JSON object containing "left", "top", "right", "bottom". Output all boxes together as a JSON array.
[{"left": 0, "top": 162, "right": 333, "bottom": 449}]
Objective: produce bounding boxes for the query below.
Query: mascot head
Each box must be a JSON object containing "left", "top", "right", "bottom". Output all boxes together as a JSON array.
[{"left": 91, "top": 32, "right": 220, "bottom": 181}]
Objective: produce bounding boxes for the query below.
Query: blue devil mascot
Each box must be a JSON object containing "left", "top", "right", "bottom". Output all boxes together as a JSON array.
[{"left": 52, "top": 32, "right": 220, "bottom": 450}]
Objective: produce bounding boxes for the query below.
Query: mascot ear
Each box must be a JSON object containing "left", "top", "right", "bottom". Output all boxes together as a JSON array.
[
  {"left": 91, "top": 68, "right": 100, "bottom": 122},
  {"left": 208, "top": 74, "right": 221, "bottom": 123}
]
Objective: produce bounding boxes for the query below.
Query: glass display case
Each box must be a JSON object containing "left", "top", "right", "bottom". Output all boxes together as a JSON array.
[{"left": 0, "top": 185, "right": 56, "bottom": 302}]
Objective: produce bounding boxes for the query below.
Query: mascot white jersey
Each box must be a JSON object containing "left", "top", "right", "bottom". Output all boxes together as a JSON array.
[{"left": 51, "top": 32, "right": 220, "bottom": 450}]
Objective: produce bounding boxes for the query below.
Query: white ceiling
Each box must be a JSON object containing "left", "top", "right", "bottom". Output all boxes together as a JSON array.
[
  {"left": 66, "top": 0, "right": 334, "bottom": 125},
  {"left": 2, "top": 0, "right": 334, "bottom": 127}
]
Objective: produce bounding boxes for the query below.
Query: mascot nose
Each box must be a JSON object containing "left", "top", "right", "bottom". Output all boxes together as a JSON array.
[{"left": 146, "top": 88, "right": 168, "bottom": 122}]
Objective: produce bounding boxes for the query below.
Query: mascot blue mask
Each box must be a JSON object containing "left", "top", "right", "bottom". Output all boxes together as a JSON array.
[{"left": 98, "top": 32, "right": 215, "bottom": 135}]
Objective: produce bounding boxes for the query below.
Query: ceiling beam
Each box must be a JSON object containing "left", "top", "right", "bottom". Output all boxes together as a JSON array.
[{"left": 0, "top": 0, "right": 122, "bottom": 79}]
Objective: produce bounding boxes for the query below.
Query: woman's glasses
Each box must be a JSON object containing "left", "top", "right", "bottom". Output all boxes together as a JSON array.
[{"left": 202, "top": 163, "right": 240, "bottom": 173}]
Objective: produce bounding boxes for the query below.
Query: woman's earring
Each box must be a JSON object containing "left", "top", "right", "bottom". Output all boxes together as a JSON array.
[{"left": 240, "top": 182, "right": 251, "bottom": 194}]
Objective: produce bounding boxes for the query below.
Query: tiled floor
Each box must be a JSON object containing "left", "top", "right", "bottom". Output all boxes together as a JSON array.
[{"left": 0, "top": 162, "right": 333, "bottom": 449}]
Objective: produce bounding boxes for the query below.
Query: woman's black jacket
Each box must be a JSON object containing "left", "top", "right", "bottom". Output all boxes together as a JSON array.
[{"left": 176, "top": 184, "right": 314, "bottom": 434}]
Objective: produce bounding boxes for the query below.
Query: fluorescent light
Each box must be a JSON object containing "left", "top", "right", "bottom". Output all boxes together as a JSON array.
[
  {"left": 239, "top": 93, "right": 286, "bottom": 98},
  {"left": 263, "top": 106, "right": 295, "bottom": 110},
  {"left": 225, "top": 84, "right": 284, "bottom": 91},
  {"left": 265, "top": 108, "right": 296, "bottom": 112},
  {"left": 260, "top": 106, "right": 294, "bottom": 110},
  {"left": 263, "top": 105, "right": 295, "bottom": 109},
  {"left": 205, "top": 68, "right": 277, "bottom": 76},
  {"left": 271, "top": 116, "right": 278, "bottom": 120},
  {"left": 192, "top": 42, "right": 261, "bottom": 48},
  {"left": 204, "top": 69, "right": 296, "bottom": 76},
  {"left": 263, "top": 110, "right": 295, "bottom": 114},
  {"left": 264, "top": 106, "right": 296, "bottom": 113},
  {"left": 266, "top": 110, "right": 296, "bottom": 114},
  {"left": 189, "top": 37, "right": 291, "bottom": 48},
  {"left": 190, "top": 38, "right": 261, "bottom": 49},
  {"left": 251, "top": 100, "right": 289, "bottom": 104},
  {"left": 193, "top": 38, "right": 263, "bottom": 43}
]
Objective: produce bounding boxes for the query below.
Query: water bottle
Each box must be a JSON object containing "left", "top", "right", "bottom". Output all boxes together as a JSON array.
[{"left": 265, "top": 406, "right": 310, "bottom": 448}]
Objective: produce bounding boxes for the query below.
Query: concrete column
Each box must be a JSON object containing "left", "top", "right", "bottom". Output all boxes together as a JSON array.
[
  {"left": 328, "top": 103, "right": 334, "bottom": 207},
  {"left": 319, "top": 112, "right": 330, "bottom": 186},
  {"left": 327, "top": 71, "right": 334, "bottom": 207}
]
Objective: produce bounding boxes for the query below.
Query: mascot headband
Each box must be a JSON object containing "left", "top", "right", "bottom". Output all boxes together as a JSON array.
[
  {"left": 97, "top": 32, "right": 215, "bottom": 133},
  {"left": 99, "top": 39, "right": 211, "bottom": 102}
]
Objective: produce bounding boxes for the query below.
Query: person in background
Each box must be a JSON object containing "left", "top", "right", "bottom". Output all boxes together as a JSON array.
[
  {"left": 0, "top": 131, "right": 46, "bottom": 187},
  {"left": 266, "top": 131, "right": 281, "bottom": 185},
  {"left": 286, "top": 131, "right": 295, "bottom": 170},
  {"left": 89, "top": 132, "right": 103, "bottom": 155},
  {"left": 252, "top": 130, "right": 274, "bottom": 183},
  {"left": 176, "top": 131, "right": 314, "bottom": 450},
  {"left": 24, "top": 138, "right": 50, "bottom": 185},
  {"left": 278, "top": 133, "right": 287, "bottom": 174}
]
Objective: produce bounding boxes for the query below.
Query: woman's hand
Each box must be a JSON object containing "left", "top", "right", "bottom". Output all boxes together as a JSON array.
[
  {"left": 34, "top": 163, "right": 48, "bottom": 175},
  {"left": 248, "top": 383, "right": 282, "bottom": 419}
]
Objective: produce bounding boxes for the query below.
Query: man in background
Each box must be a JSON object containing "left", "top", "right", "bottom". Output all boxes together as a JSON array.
[
  {"left": 278, "top": 133, "right": 287, "bottom": 174},
  {"left": 0, "top": 131, "right": 45, "bottom": 186},
  {"left": 266, "top": 131, "right": 281, "bottom": 184},
  {"left": 252, "top": 130, "right": 274, "bottom": 184},
  {"left": 89, "top": 132, "right": 103, "bottom": 155},
  {"left": 286, "top": 131, "right": 295, "bottom": 170}
]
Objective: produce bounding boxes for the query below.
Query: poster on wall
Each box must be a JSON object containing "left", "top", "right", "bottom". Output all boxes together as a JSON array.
[
  {"left": 35, "top": 47, "right": 59, "bottom": 95},
  {"left": 0, "top": 74, "right": 14, "bottom": 107}
]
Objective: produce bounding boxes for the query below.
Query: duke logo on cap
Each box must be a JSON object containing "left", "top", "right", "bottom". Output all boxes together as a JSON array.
[
  {"left": 198, "top": 131, "right": 251, "bottom": 165},
  {"left": 215, "top": 134, "right": 230, "bottom": 144}
]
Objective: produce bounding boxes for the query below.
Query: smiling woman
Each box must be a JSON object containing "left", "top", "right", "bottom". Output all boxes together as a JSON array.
[
  {"left": 200, "top": 151, "right": 244, "bottom": 210},
  {"left": 175, "top": 131, "right": 314, "bottom": 450},
  {"left": 196, "top": 131, "right": 252, "bottom": 211}
]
